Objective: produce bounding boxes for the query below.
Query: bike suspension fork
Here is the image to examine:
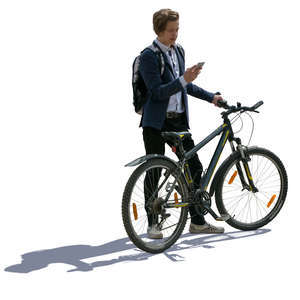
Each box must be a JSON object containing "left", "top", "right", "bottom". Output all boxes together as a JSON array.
[
  {"left": 230, "top": 140, "right": 258, "bottom": 192},
  {"left": 237, "top": 144, "right": 258, "bottom": 192}
]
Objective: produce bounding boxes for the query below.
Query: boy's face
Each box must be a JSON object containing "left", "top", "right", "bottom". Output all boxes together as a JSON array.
[{"left": 157, "top": 20, "right": 179, "bottom": 46}]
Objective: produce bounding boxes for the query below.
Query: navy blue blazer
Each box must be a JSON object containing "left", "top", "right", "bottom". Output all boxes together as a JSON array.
[{"left": 139, "top": 41, "right": 216, "bottom": 130}]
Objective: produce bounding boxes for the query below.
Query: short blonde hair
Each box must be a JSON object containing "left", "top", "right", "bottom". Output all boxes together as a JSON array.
[{"left": 153, "top": 9, "right": 179, "bottom": 35}]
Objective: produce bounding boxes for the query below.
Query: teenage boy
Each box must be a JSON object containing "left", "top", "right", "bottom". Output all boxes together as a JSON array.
[{"left": 139, "top": 8, "right": 224, "bottom": 239}]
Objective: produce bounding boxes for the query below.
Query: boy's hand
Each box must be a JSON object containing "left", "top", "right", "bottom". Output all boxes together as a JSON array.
[
  {"left": 212, "top": 94, "right": 223, "bottom": 107},
  {"left": 183, "top": 65, "right": 202, "bottom": 83}
]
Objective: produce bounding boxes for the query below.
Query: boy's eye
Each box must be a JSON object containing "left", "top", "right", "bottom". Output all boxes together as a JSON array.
[{"left": 168, "top": 29, "right": 178, "bottom": 33}]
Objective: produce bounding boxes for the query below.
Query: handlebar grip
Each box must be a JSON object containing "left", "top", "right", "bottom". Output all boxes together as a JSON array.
[
  {"left": 217, "top": 100, "right": 229, "bottom": 109},
  {"left": 214, "top": 92, "right": 228, "bottom": 108},
  {"left": 252, "top": 100, "right": 264, "bottom": 110}
]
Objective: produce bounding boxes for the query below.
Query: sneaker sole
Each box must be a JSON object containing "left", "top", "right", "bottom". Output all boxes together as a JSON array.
[
  {"left": 147, "top": 234, "right": 163, "bottom": 239},
  {"left": 147, "top": 230, "right": 163, "bottom": 239},
  {"left": 189, "top": 227, "right": 224, "bottom": 234}
]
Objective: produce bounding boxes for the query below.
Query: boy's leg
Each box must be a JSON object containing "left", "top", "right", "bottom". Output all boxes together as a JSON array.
[
  {"left": 163, "top": 114, "right": 206, "bottom": 225},
  {"left": 142, "top": 127, "right": 165, "bottom": 226},
  {"left": 175, "top": 136, "right": 206, "bottom": 225}
]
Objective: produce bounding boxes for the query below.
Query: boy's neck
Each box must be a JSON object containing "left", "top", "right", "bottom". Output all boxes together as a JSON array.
[{"left": 157, "top": 37, "right": 171, "bottom": 48}]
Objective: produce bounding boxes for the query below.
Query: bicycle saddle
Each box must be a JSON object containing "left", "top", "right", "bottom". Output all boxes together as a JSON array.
[{"left": 161, "top": 131, "right": 192, "bottom": 142}]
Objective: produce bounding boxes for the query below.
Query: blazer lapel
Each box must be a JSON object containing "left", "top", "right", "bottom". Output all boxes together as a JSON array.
[
  {"left": 165, "top": 57, "right": 176, "bottom": 78},
  {"left": 153, "top": 41, "right": 177, "bottom": 78},
  {"left": 174, "top": 45, "right": 184, "bottom": 76},
  {"left": 160, "top": 50, "right": 176, "bottom": 78}
]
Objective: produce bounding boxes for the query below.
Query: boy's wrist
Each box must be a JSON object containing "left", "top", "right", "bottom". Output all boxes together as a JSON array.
[{"left": 179, "top": 75, "right": 188, "bottom": 87}]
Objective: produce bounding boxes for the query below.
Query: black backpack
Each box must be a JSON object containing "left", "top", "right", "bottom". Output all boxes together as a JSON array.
[{"left": 132, "top": 43, "right": 165, "bottom": 115}]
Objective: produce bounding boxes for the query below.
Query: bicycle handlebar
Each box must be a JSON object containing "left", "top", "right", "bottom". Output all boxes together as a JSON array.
[
  {"left": 217, "top": 98, "right": 264, "bottom": 117},
  {"left": 252, "top": 100, "right": 264, "bottom": 110}
]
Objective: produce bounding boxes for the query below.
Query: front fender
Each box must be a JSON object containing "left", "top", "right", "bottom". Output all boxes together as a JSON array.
[{"left": 125, "top": 154, "right": 178, "bottom": 168}]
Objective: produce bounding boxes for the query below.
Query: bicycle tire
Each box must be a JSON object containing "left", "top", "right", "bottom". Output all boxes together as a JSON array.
[
  {"left": 215, "top": 147, "right": 288, "bottom": 230},
  {"left": 122, "top": 158, "right": 189, "bottom": 254}
]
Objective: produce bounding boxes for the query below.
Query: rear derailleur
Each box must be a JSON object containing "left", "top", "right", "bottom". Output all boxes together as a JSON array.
[{"left": 153, "top": 197, "right": 171, "bottom": 230}]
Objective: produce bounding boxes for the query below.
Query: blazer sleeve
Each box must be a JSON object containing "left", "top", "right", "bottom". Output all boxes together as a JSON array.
[
  {"left": 139, "top": 49, "right": 184, "bottom": 102},
  {"left": 186, "top": 82, "right": 215, "bottom": 103}
]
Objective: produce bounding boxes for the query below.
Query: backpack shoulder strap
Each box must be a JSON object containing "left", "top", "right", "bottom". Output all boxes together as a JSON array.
[{"left": 143, "top": 43, "right": 165, "bottom": 76}]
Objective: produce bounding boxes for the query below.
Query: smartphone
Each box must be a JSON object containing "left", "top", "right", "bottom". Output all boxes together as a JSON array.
[{"left": 196, "top": 62, "right": 205, "bottom": 69}]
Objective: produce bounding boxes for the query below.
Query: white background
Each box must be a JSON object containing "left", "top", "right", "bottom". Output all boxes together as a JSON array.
[{"left": 0, "top": 0, "right": 298, "bottom": 299}]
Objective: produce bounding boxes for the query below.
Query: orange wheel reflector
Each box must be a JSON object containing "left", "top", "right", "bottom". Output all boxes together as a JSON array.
[
  {"left": 174, "top": 192, "right": 179, "bottom": 204},
  {"left": 267, "top": 195, "right": 276, "bottom": 208},
  {"left": 132, "top": 203, "right": 138, "bottom": 220},
  {"left": 228, "top": 170, "right": 238, "bottom": 184}
]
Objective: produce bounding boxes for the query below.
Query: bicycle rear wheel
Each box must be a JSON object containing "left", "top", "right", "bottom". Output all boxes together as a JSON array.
[
  {"left": 122, "top": 158, "right": 188, "bottom": 254},
  {"left": 215, "top": 147, "right": 288, "bottom": 230}
]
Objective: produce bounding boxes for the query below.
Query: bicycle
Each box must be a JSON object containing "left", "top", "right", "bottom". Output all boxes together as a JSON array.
[{"left": 122, "top": 100, "right": 288, "bottom": 253}]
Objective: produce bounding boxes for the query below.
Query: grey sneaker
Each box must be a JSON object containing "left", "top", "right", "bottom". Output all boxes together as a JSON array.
[
  {"left": 147, "top": 225, "right": 163, "bottom": 239},
  {"left": 189, "top": 222, "right": 225, "bottom": 234}
]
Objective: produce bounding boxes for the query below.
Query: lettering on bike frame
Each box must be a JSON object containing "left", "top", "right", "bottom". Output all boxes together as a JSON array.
[{"left": 183, "top": 123, "right": 230, "bottom": 191}]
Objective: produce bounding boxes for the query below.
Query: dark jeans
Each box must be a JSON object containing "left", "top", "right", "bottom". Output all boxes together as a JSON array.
[{"left": 142, "top": 114, "right": 205, "bottom": 226}]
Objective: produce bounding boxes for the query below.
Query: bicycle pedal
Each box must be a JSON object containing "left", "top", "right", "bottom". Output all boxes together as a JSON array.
[
  {"left": 162, "top": 213, "right": 171, "bottom": 219},
  {"left": 216, "top": 214, "right": 230, "bottom": 221}
]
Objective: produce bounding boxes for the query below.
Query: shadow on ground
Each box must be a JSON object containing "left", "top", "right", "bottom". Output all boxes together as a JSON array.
[{"left": 5, "top": 229, "right": 270, "bottom": 273}]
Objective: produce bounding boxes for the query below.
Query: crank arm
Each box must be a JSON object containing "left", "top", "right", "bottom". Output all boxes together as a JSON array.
[{"left": 195, "top": 204, "right": 230, "bottom": 222}]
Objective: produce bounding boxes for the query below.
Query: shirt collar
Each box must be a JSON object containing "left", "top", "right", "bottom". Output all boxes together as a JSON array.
[{"left": 154, "top": 38, "right": 174, "bottom": 53}]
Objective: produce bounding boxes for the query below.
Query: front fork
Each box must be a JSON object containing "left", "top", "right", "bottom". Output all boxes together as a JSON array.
[{"left": 230, "top": 139, "right": 258, "bottom": 193}]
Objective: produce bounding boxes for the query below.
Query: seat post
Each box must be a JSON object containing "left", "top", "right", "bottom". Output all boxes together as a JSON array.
[{"left": 177, "top": 141, "right": 185, "bottom": 158}]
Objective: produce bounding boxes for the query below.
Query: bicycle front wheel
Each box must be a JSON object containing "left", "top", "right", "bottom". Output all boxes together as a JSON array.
[
  {"left": 215, "top": 147, "right": 288, "bottom": 230},
  {"left": 122, "top": 158, "right": 188, "bottom": 254}
]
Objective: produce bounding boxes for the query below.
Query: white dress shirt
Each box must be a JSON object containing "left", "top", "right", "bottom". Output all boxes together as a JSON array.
[{"left": 154, "top": 38, "right": 188, "bottom": 113}]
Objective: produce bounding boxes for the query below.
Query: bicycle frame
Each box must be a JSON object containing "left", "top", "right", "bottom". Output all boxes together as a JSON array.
[
  {"left": 183, "top": 123, "right": 230, "bottom": 192},
  {"left": 180, "top": 115, "right": 256, "bottom": 195},
  {"left": 139, "top": 119, "right": 249, "bottom": 208},
  {"left": 147, "top": 120, "right": 237, "bottom": 221},
  {"left": 125, "top": 108, "right": 258, "bottom": 214}
]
